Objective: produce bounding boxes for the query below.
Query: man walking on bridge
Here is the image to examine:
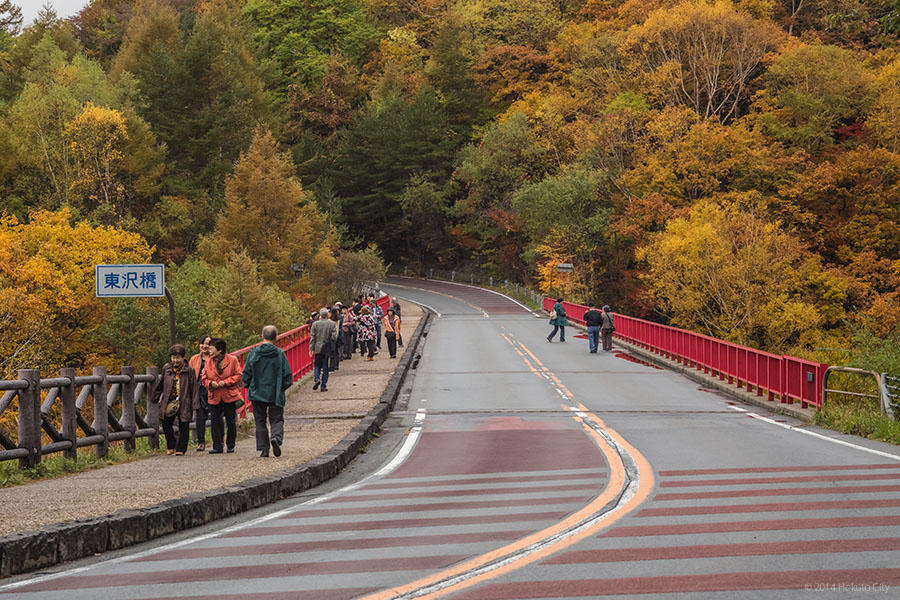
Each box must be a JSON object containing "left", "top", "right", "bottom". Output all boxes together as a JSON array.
[
  {"left": 583, "top": 302, "right": 602, "bottom": 353},
  {"left": 242, "top": 325, "right": 293, "bottom": 458},
  {"left": 311, "top": 308, "right": 338, "bottom": 391}
]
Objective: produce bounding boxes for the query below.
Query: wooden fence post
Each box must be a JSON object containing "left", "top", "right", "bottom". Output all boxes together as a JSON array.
[
  {"left": 92, "top": 366, "right": 109, "bottom": 458},
  {"left": 59, "top": 367, "right": 77, "bottom": 461},
  {"left": 120, "top": 366, "right": 136, "bottom": 452},
  {"left": 145, "top": 366, "right": 160, "bottom": 450},
  {"left": 16, "top": 369, "right": 41, "bottom": 469}
]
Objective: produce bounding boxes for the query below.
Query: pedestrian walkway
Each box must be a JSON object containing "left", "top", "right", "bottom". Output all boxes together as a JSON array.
[{"left": 0, "top": 303, "right": 422, "bottom": 538}]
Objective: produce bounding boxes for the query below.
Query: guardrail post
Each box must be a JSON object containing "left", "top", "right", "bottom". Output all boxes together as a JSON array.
[
  {"left": 17, "top": 369, "right": 42, "bottom": 469},
  {"left": 145, "top": 366, "right": 160, "bottom": 449},
  {"left": 59, "top": 367, "right": 77, "bottom": 460},
  {"left": 92, "top": 366, "right": 109, "bottom": 458},
  {"left": 120, "top": 366, "right": 136, "bottom": 451}
]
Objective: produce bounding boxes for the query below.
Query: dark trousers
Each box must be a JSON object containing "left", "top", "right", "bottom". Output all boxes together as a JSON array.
[
  {"left": 362, "top": 339, "right": 376, "bottom": 358},
  {"left": 548, "top": 325, "right": 566, "bottom": 342},
  {"left": 194, "top": 402, "right": 209, "bottom": 444},
  {"left": 251, "top": 401, "right": 284, "bottom": 452},
  {"left": 342, "top": 330, "right": 354, "bottom": 358},
  {"left": 601, "top": 329, "right": 614, "bottom": 351},
  {"left": 385, "top": 332, "right": 397, "bottom": 357},
  {"left": 162, "top": 415, "right": 190, "bottom": 452},
  {"left": 209, "top": 402, "right": 237, "bottom": 451},
  {"left": 374, "top": 322, "right": 382, "bottom": 348},
  {"left": 330, "top": 337, "right": 342, "bottom": 370},
  {"left": 314, "top": 353, "right": 330, "bottom": 387},
  {"left": 587, "top": 326, "right": 600, "bottom": 353}
]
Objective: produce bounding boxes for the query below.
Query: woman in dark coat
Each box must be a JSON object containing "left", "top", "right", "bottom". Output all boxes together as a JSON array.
[
  {"left": 157, "top": 344, "right": 200, "bottom": 455},
  {"left": 547, "top": 297, "right": 568, "bottom": 343}
]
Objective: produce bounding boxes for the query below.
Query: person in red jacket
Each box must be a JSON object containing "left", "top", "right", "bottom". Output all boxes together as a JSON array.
[
  {"left": 188, "top": 334, "right": 213, "bottom": 451},
  {"left": 201, "top": 338, "right": 242, "bottom": 454}
]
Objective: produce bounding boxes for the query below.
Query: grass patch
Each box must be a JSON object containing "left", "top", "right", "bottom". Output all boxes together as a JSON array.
[
  {"left": 0, "top": 415, "right": 257, "bottom": 488},
  {"left": 814, "top": 401, "right": 900, "bottom": 445}
]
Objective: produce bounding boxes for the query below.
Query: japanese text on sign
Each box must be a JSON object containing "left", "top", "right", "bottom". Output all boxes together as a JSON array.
[{"left": 95, "top": 264, "right": 165, "bottom": 297}]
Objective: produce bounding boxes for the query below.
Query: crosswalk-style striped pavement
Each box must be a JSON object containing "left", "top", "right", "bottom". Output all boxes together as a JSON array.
[
  {"left": 3, "top": 435, "right": 609, "bottom": 599},
  {"left": 449, "top": 462, "right": 900, "bottom": 598}
]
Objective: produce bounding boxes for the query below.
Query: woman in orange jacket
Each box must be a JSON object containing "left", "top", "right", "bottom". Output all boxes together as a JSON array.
[{"left": 201, "top": 338, "right": 242, "bottom": 453}]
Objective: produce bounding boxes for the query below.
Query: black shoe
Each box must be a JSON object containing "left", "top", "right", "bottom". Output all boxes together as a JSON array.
[
  {"left": 226, "top": 447, "right": 235, "bottom": 453},
  {"left": 271, "top": 440, "right": 281, "bottom": 457},
  {"left": 320, "top": 385, "right": 327, "bottom": 392},
  {"left": 260, "top": 448, "right": 269, "bottom": 457},
  {"left": 208, "top": 449, "right": 223, "bottom": 454},
  {"left": 313, "top": 381, "right": 320, "bottom": 390}
]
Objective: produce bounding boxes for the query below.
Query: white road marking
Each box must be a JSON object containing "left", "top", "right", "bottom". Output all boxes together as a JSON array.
[
  {"left": 0, "top": 408, "right": 429, "bottom": 592},
  {"left": 727, "top": 405, "right": 900, "bottom": 461},
  {"left": 418, "top": 278, "right": 535, "bottom": 313}
]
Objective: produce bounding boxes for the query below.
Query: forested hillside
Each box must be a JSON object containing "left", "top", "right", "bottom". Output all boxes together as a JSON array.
[{"left": 1, "top": 0, "right": 898, "bottom": 376}]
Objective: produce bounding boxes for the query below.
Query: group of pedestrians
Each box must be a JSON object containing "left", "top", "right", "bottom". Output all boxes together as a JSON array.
[
  {"left": 307, "top": 294, "right": 403, "bottom": 393},
  {"left": 156, "top": 326, "right": 293, "bottom": 458},
  {"left": 547, "top": 297, "right": 615, "bottom": 353}
]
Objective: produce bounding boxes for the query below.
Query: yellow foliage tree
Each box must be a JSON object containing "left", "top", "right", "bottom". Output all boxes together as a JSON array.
[
  {"left": 636, "top": 196, "right": 845, "bottom": 352},
  {"left": 868, "top": 57, "right": 900, "bottom": 153},
  {"left": 0, "top": 209, "right": 151, "bottom": 377},
  {"left": 64, "top": 102, "right": 129, "bottom": 217}
]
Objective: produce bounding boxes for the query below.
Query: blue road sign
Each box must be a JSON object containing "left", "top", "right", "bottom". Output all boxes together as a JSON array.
[{"left": 95, "top": 264, "right": 165, "bottom": 297}]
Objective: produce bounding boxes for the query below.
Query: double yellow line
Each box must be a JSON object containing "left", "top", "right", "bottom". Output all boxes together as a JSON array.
[{"left": 360, "top": 329, "right": 654, "bottom": 600}]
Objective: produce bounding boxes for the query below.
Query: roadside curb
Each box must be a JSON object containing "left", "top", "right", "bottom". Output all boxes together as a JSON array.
[{"left": 0, "top": 310, "right": 433, "bottom": 578}]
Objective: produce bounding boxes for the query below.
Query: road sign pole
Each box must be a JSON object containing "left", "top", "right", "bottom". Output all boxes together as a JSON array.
[{"left": 164, "top": 287, "right": 176, "bottom": 347}]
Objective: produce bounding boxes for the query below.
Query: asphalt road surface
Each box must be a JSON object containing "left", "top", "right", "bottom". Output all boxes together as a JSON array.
[{"left": 3, "top": 277, "right": 899, "bottom": 599}]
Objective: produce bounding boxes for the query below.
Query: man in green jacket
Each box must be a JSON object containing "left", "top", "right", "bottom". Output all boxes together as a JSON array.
[{"left": 242, "top": 325, "right": 293, "bottom": 457}]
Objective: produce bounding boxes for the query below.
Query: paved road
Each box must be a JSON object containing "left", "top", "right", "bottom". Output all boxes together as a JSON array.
[{"left": 3, "top": 278, "right": 899, "bottom": 599}]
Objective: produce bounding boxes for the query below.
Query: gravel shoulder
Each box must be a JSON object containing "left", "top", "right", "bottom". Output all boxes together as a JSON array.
[{"left": 0, "top": 302, "right": 422, "bottom": 537}]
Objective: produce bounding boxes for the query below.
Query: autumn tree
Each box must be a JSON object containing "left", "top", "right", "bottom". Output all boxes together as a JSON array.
[
  {"left": 207, "top": 250, "right": 304, "bottom": 349},
  {"left": 867, "top": 56, "right": 900, "bottom": 153},
  {"left": 454, "top": 112, "right": 547, "bottom": 276},
  {"left": 752, "top": 43, "right": 872, "bottom": 152},
  {"left": 624, "top": 116, "right": 796, "bottom": 205},
  {"left": 2, "top": 37, "right": 164, "bottom": 221},
  {"left": 203, "top": 129, "right": 339, "bottom": 306},
  {"left": 511, "top": 167, "right": 615, "bottom": 298},
  {"left": 637, "top": 197, "right": 846, "bottom": 351},
  {"left": 623, "top": 0, "right": 781, "bottom": 122},
  {"left": 243, "top": 0, "right": 380, "bottom": 93},
  {"left": 64, "top": 102, "right": 129, "bottom": 218},
  {"left": 0, "top": 209, "right": 152, "bottom": 376}
]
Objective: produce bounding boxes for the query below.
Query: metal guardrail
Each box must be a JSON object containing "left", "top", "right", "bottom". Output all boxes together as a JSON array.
[
  {"left": 821, "top": 367, "right": 889, "bottom": 416},
  {"left": 545, "top": 297, "right": 829, "bottom": 410},
  {"left": 886, "top": 375, "right": 900, "bottom": 419}
]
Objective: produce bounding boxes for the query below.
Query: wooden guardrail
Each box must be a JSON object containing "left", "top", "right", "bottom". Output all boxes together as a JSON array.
[
  {"left": 0, "top": 366, "right": 161, "bottom": 468},
  {"left": 1, "top": 293, "right": 394, "bottom": 468}
]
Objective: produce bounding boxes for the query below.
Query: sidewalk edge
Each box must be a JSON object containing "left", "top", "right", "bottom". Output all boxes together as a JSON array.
[{"left": 0, "top": 311, "right": 433, "bottom": 578}]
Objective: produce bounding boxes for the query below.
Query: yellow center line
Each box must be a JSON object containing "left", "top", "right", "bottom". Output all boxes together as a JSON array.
[{"left": 357, "top": 330, "right": 655, "bottom": 600}]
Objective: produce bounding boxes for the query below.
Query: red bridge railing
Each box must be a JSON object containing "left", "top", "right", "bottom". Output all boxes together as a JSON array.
[{"left": 543, "top": 298, "right": 827, "bottom": 409}]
